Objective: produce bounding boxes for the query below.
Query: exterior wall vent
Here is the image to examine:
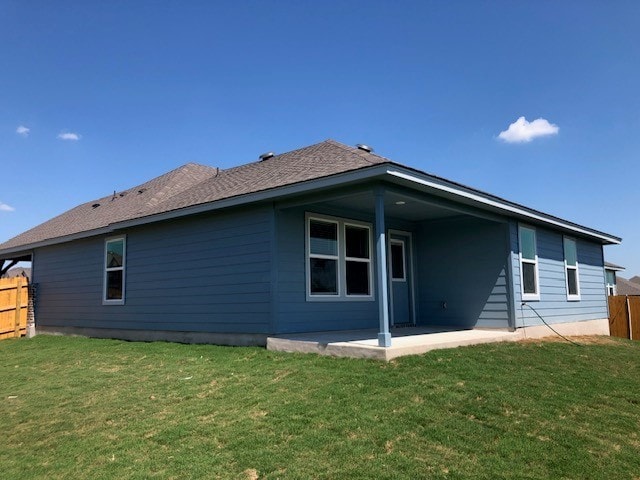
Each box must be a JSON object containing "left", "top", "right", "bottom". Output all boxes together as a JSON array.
[
  {"left": 356, "top": 144, "right": 373, "bottom": 153},
  {"left": 259, "top": 152, "right": 275, "bottom": 161}
]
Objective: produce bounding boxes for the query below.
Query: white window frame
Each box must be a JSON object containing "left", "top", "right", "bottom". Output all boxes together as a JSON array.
[
  {"left": 306, "top": 213, "right": 374, "bottom": 302},
  {"left": 103, "top": 235, "right": 126, "bottom": 305},
  {"left": 605, "top": 270, "right": 617, "bottom": 296},
  {"left": 389, "top": 239, "right": 407, "bottom": 282},
  {"left": 519, "top": 225, "right": 540, "bottom": 301},
  {"left": 343, "top": 221, "right": 373, "bottom": 297},
  {"left": 307, "top": 217, "right": 340, "bottom": 297},
  {"left": 563, "top": 236, "right": 581, "bottom": 301}
]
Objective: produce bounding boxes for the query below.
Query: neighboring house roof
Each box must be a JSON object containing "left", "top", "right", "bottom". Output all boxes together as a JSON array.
[
  {"left": 629, "top": 276, "right": 640, "bottom": 284},
  {"left": 605, "top": 261, "right": 625, "bottom": 271},
  {"left": 616, "top": 277, "right": 640, "bottom": 296},
  {"left": 0, "top": 139, "right": 621, "bottom": 257},
  {"left": 1, "top": 267, "right": 31, "bottom": 279}
]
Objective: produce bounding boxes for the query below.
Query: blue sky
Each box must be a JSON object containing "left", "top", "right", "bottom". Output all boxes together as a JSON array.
[{"left": 1, "top": 1, "right": 638, "bottom": 274}]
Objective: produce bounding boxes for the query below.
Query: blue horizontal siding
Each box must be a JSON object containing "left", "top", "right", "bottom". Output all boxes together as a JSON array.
[
  {"left": 33, "top": 206, "right": 273, "bottom": 334},
  {"left": 416, "top": 217, "right": 512, "bottom": 329},
  {"left": 274, "top": 207, "right": 379, "bottom": 333},
  {"left": 510, "top": 223, "right": 608, "bottom": 327}
]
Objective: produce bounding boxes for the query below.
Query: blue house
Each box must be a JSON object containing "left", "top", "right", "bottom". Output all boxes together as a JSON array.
[{"left": 0, "top": 140, "right": 621, "bottom": 347}]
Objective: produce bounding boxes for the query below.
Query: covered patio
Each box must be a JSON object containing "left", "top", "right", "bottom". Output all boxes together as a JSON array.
[
  {"left": 267, "top": 326, "right": 523, "bottom": 361},
  {"left": 274, "top": 178, "right": 514, "bottom": 343}
]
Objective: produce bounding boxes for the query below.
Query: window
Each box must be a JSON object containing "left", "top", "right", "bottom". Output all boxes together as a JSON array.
[
  {"left": 563, "top": 237, "right": 580, "bottom": 300},
  {"left": 390, "top": 240, "right": 406, "bottom": 281},
  {"left": 104, "top": 236, "right": 126, "bottom": 304},
  {"left": 309, "top": 219, "right": 339, "bottom": 295},
  {"left": 519, "top": 225, "right": 539, "bottom": 300},
  {"left": 307, "top": 214, "right": 372, "bottom": 300},
  {"left": 345, "top": 224, "right": 371, "bottom": 295},
  {"left": 605, "top": 270, "right": 616, "bottom": 296}
]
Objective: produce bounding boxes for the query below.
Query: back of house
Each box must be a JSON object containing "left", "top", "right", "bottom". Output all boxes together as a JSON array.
[{"left": 0, "top": 140, "right": 620, "bottom": 346}]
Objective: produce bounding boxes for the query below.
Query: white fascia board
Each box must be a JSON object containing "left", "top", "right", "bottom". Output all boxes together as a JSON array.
[
  {"left": 113, "top": 164, "right": 622, "bottom": 244},
  {"left": 386, "top": 167, "right": 621, "bottom": 245},
  {"left": 605, "top": 265, "right": 625, "bottom": 272},
  {"left": 0, "top": 162, "right": 620, "bottom": 254}
]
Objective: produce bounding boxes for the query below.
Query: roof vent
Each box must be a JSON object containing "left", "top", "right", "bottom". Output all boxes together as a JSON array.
[
  {"left": 137, "top": 188, "right": 147, "bottom": 194},
  {"left": 92, "top": 203, "right": 100, "bottom": 209},
  {"left": 259, "top": 152, "right": 275, "bottom": 161},
  {"left": 356, "top": 144, "right": 373, "bottom": 153}
]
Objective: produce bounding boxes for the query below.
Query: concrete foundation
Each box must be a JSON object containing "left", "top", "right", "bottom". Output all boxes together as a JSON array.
[
  {"left": 34, "top": 318, "right": 610, "bottom": 361},
  {"left": 518, "top": 318, "right": 609, "bottom": 339},
  {"left": 36, "top": 326, "right": 267, "bottom": 347}
]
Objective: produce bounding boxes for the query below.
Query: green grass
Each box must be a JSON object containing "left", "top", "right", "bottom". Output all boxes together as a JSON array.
[{"left": 1, "top": 335, "right": 640, "bottom": 479}]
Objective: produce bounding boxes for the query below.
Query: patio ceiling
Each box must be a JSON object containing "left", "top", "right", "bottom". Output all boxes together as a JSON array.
[{"left": 303, "top": 187, "right": 501, "bottom": 224}]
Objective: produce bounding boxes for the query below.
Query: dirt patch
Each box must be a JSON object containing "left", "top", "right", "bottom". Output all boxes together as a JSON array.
[
  {"left": 243, "top": 468, "right": 259, "bottom": 480},
  {"left": 519, "top": 335, "right": 622, "bottom": 346}
]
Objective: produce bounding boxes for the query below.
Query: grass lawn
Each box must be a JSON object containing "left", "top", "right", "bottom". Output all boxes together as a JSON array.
[{"left": 1, "top": 335, "right": 640, "bottom": 479}]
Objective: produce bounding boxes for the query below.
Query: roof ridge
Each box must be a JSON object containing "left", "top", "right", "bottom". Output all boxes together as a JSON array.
[
  {"left": 220, "top": 139, "right": 340, "bottom": 174},
  {"left": 54, "top": 162, "right": 217, "bottom": 210},
  {"left": 139, "top": 163, "right": 220, "bottom": 211},
  {"left": 327, "top": 139, "right": 393, "bottom": 165},
  {"left": 137, "top": 162, "right": 216, "bottom": 188},
  {"left": 149, "top": 167, "right": 222, "bottom": 211}
]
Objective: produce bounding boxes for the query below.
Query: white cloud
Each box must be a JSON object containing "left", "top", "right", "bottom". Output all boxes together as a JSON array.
[
  {"left": 16, "top": 125, "right": 30, "bottom": 137},
  {"left": 498, "top": 116, "right": 559, "bottom": 143},
  {"left": 57, "top": 132, "right": 81, "bottom": 141},
  {"left": 0, "top": 201, "right": 15, "bottom": 212}
]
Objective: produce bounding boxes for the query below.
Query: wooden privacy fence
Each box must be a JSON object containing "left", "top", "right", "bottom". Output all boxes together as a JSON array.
[
  {"left": 0, "top": 277, "right": 28, "bottom": 340},
  {"left": 608, "top": 295, "right": 640, "bottom": 340}
]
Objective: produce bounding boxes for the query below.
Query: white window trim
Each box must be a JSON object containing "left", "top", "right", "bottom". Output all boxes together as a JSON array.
[
  {"left": 563, "top": 236, "right": 581, "bottom": 301},
  {"left": 307, "top": 217, "right": 340, "bottom": 297},
  {"left": 103, "top": 235, "right": 126, "bottom": 305},
  {"left": 389, "top": 239, "right": 407, "bottom": 282},
  {"left": 343, "top": 221, "right": 373, "bottom": 297},
  {"left": 388, "top": 229, "right": 417, "bottom": 327},
  {"left": 519, "top": 225, "right": 540, "bottom": 301},
  {"left": 306, "top": 213, "right": 374, "bottom": 302},
  {"left": 605, "top": 270, "right": 617, "bottom": 296}
]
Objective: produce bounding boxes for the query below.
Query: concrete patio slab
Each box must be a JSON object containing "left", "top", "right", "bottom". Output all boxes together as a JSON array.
[{"left": 267, "top": 327, "right": 523, "bottom": 361}]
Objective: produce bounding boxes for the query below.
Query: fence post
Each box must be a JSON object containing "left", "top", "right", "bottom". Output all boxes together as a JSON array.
[
  {"left": 627, "top": 295, "right": 633, "bottom": 340},
  {"left": 13, "top": 277, "right": 24, "bottom": 337},
  {"left": 26, "top": 283, "right": 36, "bottom": 338}
]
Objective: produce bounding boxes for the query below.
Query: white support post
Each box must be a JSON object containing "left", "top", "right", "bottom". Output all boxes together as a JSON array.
[{"left": 375, "top": 188, "right": 391, "bottom": 347}]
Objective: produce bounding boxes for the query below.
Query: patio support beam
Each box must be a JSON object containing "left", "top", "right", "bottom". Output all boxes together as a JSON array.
[{"left": 375, "top": 187, "right": 391, "bottom": 347}]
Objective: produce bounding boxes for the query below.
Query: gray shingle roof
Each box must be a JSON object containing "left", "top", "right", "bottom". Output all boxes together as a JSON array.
[
  {"left": 0, "top": 140, "right": 388, "bottom": 252},
  {"left": 143, "top": 139, "right": 387, "bottom": 215}
]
